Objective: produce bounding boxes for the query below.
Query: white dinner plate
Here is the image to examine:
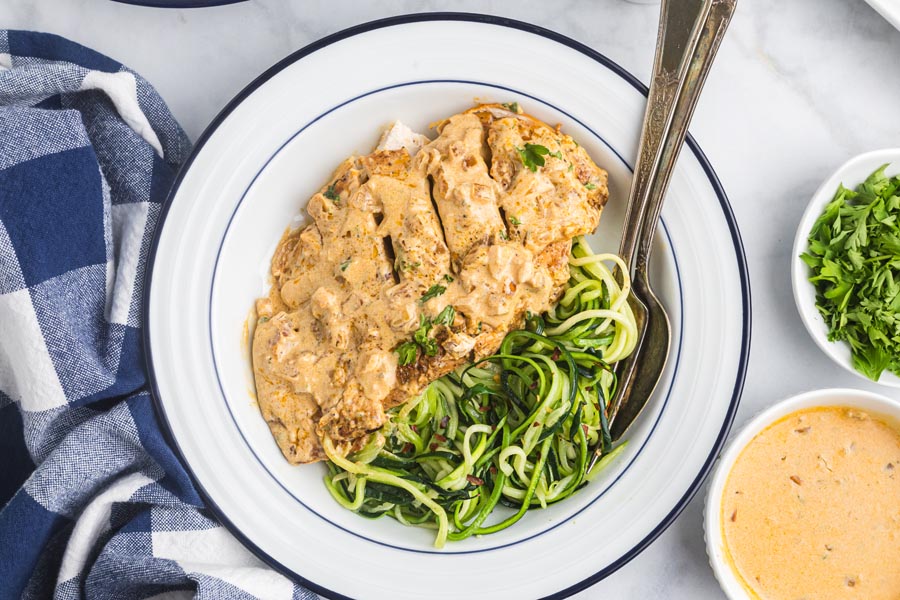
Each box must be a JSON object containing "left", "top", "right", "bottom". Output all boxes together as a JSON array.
[{"left": 145, "top": 13, "right": 750, "bottom": 600}]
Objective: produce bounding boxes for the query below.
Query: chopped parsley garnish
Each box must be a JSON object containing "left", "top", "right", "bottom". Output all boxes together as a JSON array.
[
  {"left": 434, "top": 305, "right": 456, "bottom": 326},
  {"left": 396, "top": 257, "right": 421, "bottom": 272},
  {"left": 499, "top": 230, "right": 509, "bottom": 241},
  {"left": 414, "top": 314, "right": 438, "bottom": 356},
  {"left": 568, "top": 163, "right": 574, "bottom": 172},
  {"left": 395, "top": 342, "right": 419, "bottom": 366},
  {"left": 324, "top": 183, "right": 340, "bottom": 202},
  {"left": 420, "top": 284, "right": 447, "bottom": 303},
  {"left": 549, "top": 150, "right": 564, "bottom": 160},
  {"left": 393, "top": 305, "right": 458, "bottom": 366},
  {"left": 516, "top": 144, "right": 550, "bottom": 172},
  {"left": 395, "top": 313, "right": 441, "bottom": 366},
  {"left": 442, "top": 273, "right": 454, "bottom": 283},
  {"left": 508, "top": 215, "right": 521, "bottom": 226},
  {"left": 801, "top": 164, "right": 900, "bottom": 380},
  {"left": 501, "top": 102, "right": 520, "bottom": 113},
  {"left": 584, "top": 182, "right": 597, "bottom": 190},
  {"left": 339, "top": 258, "right": 351, "bottom": 271}
]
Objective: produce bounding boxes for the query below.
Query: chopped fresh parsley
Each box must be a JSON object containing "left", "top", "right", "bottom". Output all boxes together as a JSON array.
[
  {"left": 508, "top": 215, "right": 521, "bottom": 226},
  {"left": 395, "top": 342, "right": 419, "bottom": 366},
  {"left": 499, "top": 230, "right": 509, "bottom": 241},
  {"left": 501, "top": 102, "right": 520, "bottom": 113},
  {"left": 414, "top": 314, "right": 439, "bottom": 356},
  {"left": 420, "top": 284, "right": 446, "bottom": 303},
  {"left": 568, "top": 163, "right": 574, "bottom": 172},
  {"left": 434, "top": 305, "right": 456, "bottom": 326},
  {"left": 395, "top": 313, "right": 442, "bottom": 366},
  {"left": 516, "top": 144, "right": 550, "bottom": 173},
  {"left": 549, "top": 150, "right": 564, "bottom": 160},
  {"left": 584, "top": 182, "right": 597, "bottom": 190},
  {"left": 339, "top": 258, "right": 351, "bottom": 271},
  {"left": 324, "top": 183, "right": 340, "bottom": 202},
  {"left": 801, "top": 164, "right": 900, "bottom": 380},
  {"left": 442, "top": 273, "right": 454, "bottom": 283},
  {"left": 395, "top": 257, "right": 421, "bottom": 272}
]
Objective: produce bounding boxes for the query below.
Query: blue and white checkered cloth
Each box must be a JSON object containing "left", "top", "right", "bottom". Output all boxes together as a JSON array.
[{"left": 0, "top": 31, "right": 314, "bottom": 600}]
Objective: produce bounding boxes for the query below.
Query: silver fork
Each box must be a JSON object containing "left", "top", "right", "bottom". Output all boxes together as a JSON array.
[{"left": 587, "top": 0, "right": 736, "bottom": 472}]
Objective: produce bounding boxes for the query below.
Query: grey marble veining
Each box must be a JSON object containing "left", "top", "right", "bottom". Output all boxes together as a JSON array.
[{"left": 4, "top": 0, "right": 900, "bottom": 597}]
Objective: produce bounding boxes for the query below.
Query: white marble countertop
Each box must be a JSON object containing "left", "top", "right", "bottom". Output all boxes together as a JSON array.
[{"left": 6, "top": 0, "right": 900, "bottom": 597}]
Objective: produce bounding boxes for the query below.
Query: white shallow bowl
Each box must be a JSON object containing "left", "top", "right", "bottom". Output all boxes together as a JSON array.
[
  {"left": 145, "top": 14, "right": 750, "bottom": 599},
  {"left": 791, "top": 148, "right": 900, "bottom": 388},
  {"left": 704, "top": 387, "right": 900, "bottom": 599}
]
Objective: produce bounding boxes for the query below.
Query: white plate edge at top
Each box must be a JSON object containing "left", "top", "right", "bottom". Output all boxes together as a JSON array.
[{"left": 863, "top": 0, "right": 900, "bottom": 31}]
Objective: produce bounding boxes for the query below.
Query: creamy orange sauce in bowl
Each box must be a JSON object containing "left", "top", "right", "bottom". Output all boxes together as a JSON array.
[{"left": 705, "top": 389, "right": 900, "bottom": 600}]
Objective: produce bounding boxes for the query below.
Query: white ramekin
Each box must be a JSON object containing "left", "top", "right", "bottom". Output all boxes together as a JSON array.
[
  {"left": 791, "top": 149, "right": 900, "bottom": 388},
  {"left": 704, "top": 387, "right": 900, "bottom": 599}
]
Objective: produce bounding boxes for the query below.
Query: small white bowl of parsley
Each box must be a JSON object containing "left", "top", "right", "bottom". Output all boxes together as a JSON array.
[{"left": 793, "top": 148, "right": 900, "bottom": 386}]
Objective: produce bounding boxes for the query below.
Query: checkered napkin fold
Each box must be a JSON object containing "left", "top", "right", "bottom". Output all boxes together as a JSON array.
[{"left": 0, "top": 31, "right": 313, "bottom": 600}]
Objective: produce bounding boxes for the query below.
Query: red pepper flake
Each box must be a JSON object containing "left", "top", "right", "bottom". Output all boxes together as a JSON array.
[
  {"left": 489, "top": 465, "right": 497, "bottom": 475},
  {"left": 790, "top": 475, "right": 802, "bottom": 486},
  {"left": 529, "top": 381, "right": 538, "bottom": 390},
  {"left": 429, "top": 443, "right": 438, "bottom": 451},
  {"left": 466, "top": 475, "right": 484, "bottom": 486},
  {"left": 439, "top": 416, "right": 449, "bottom": 428},
  {"left": 410, "top": 424, "right": 418, "bottom": 433},
  {"left": 434, "top": 433, "right": 447, "bottom": 442},
  {"left": 478, "top": 404, "right": 491, "bottom": 412},
  {"left": 401, "top": 442, "right": 414, "bottom": 454},
  {"left": 730, "top": 510, "right": 737, "bottom": 522},
  {"left": 582, "top": 424, "right": 589, "bottom": 435},
  {"left": 551, "top": 348, "right": 561, "bottom": 361},
  {"left": 532, "top": 422, "right": 540, "bottom": 428},
  {"left": 585, "top": 386, "right": 594, "bottom": 392}
]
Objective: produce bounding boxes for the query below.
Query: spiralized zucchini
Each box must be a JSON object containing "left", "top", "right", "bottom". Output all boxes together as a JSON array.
[{"left": 323, "top": 236, "right": 638, "bottom": 548}]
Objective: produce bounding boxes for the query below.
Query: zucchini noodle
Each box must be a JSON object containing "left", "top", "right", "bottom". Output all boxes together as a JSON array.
[{"left": 323, "top": 236, "right": 638, "bottom": 548}]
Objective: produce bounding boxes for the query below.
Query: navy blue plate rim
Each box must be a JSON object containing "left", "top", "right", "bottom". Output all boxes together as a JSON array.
[{"left": 112, "top": 0, "right": 247, "bottom": 8}]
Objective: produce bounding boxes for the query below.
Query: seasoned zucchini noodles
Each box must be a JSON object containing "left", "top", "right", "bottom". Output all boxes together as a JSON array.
[{"left": 323, "top": 236, "right": 638, "bottom": 547}]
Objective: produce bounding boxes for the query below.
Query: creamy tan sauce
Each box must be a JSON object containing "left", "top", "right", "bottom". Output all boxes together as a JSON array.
[
  {"left": 251, "top": 104, "right": 608, "bottom": 464},
  {"left": 722, "top": 406, "right": 900, "bottom": 600}
]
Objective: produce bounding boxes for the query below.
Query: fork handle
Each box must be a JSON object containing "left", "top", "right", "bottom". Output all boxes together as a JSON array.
[
  {"left": 618, "top": 0, "right": 712, "bottom": 269},
  {"left": 633, "top": 0, "right": 737, "bottom": 278}
]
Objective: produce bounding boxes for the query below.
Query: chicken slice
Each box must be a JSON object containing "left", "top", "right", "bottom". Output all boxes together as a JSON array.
[{"left": 421, "top": 113, "right": 507, "bottom": 268}]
